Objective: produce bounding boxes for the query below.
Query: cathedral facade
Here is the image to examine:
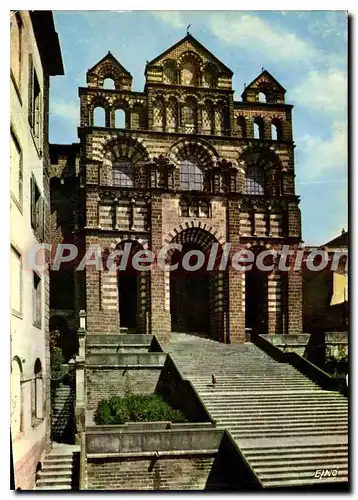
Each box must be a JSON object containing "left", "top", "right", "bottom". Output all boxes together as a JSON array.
[{"left": 50, "top": 34, "right": 302, "bottom": 343}]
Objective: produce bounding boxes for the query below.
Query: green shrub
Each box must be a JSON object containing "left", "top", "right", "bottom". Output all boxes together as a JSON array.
[{"left": 93, "top": 393, "right": 187, "bottom": 425}]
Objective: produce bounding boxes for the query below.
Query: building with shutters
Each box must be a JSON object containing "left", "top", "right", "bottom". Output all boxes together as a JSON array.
[{"left": 10, "top": 10, "right": 63, "bottom": 489}]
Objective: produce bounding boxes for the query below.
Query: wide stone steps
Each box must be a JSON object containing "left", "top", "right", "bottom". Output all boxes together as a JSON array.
[{"left": 165, "top": 333, "right": 348, "bottom": 489}]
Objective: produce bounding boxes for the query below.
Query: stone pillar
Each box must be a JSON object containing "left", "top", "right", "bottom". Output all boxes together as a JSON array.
[
  {"left": 227, "top": 199, "right": 245, "bottom": 343},
  {"left": 267, "top": 269, "right": 283, "bottom": 334},
  {"left": 150, "top": 194, "right": 171, "bottom": 342},
  {"left": 287, "top": 252, "right": 303, "bottom": 335},
  {"left": 75, "top": 310, "right": 86, "bottom": 443}
]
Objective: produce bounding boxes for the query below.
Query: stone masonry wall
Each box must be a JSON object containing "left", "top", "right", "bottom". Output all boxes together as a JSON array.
[
  {"left": 86, "top": 455, "right": 215, "bottom": 490},
  {"left": 86, "top": 368, "right": 162, "bottom": 409}
]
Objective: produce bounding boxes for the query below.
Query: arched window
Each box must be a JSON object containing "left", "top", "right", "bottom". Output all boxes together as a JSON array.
[
  {"left": 254, "top": 117, "right": 264, "bottom": 139},
  {"left": 180, "top": 159, "right": 204, "bottom": 191},
  {"left": 258, "top": 91, "right": 267, "bottom": 103},
  {"left": 202, "top": 101, "right": 214, "bottom": 134},
  {"left": 203, "top": 65, "right": 217, "bottom": 88},
  {"left": 271, "top": 119, "right": 282, "bottom": 141},
  {"left": 115, "top": 109, "right": 126, "bottom": 128},
  {"left": 182, "top": 98, "right": 197, "bottom": 132},
  {"left": 153, "top": 98, "right": 165, "bottom": 131},
  {"left": 163, "top": 61, "right": 177, "bottom": 84},
  {"left": 246, "top": 166, "right": 265, "bottom": 195},
  {"left": 32, "top": 358, "right": 43, "bottom": 422},
  {"left": 11, "top": 357, "right": 22, "bottom": 436},
  {"left": 93, "top": 107, "right": 105, "bottom": 127},
  {"left": 103, "top": 77, "right": 115, "bottom": 89},
  {"left": 166, "top": 98, "right": 178, "bottom": 131},
  {"left": 181, "top": 61, "right": 198, "bottom": 86},
  {"left": 237, "top": 116, "right": 247, "bottom": 138},
  {"left": 113, "top": 157, "right": 133, "bottom": 187}
]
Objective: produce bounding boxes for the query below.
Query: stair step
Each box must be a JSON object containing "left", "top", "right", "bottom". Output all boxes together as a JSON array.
[
  {"left": 258, "top": 468, "right": 348, "bottom": 481},
  {"left": 36, "top": 478, "right": 72, "bottom": 486},
  {"left": 38, "top": 471, "right": 72, "bottom": 479},
  {"left": 250, "top": 458, "right": 348, "bottom": 468},
  {"left": 42, "top": 465, "right": 73, "bottom": 472},
  {"left": 263, "top": 476, "right": 347, "bottom": 488}
]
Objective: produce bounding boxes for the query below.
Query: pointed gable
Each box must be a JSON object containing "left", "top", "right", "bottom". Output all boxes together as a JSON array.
[
  {"left": 242, "top": 70, "right": 286, "bottom": 104},
  {"left": 145, "top": 34, "right": 233, "bottom": 90},
  {"left": 87, "top": 51, "right": 132, "bottom": 91}
]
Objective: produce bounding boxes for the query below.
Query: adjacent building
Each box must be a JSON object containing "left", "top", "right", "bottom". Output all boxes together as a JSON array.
[{"left": 10, "top": 11, "right": 63, "bottom": 489}]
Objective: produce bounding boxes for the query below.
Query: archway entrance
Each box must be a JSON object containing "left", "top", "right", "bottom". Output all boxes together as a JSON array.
[
  {"left": 118, "top": 269, "right": 137, "bottom": 328},
  {"left": 116, "top": 241, "right": 148, "bottom": 332},
  {"left": 167, "top": 228, "right": 225, "bottom": 340},
  {"left": 170, "top": 243, "right": 210, "bottom": 333},
  {"left": 244, "top": 248, "right": 270, "bottom": 334}
]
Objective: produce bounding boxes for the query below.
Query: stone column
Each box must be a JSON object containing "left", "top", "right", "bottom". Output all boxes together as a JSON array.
[
  {"left": 150, "top": 194, "right": 171, "bottom": 342},
  {"left": 75, "top": 310, "right": 86, "bottom": 443},
  {"left": 227, "top": 199, "right": 245, "bottom": 343},
  {"left": 287, "top": 251, "right": 303, "bottom": 334},
  {"left": 267, "top": 268, "right": 283, "bottom": 334}
]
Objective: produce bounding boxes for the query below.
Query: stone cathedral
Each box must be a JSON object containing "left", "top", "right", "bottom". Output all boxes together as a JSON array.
[{"left": 49, "top": 34, "right": 303, "bottom": 345}]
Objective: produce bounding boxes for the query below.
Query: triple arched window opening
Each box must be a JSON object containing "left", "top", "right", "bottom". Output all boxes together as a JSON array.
[{"left": 111, "top": 156, "right": 276, "bottom": 196}]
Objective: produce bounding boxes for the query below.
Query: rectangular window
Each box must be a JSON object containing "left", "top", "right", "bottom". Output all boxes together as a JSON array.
[
  {"left": 11, "top": 246, "right": 22, "bottom": 316},
  {"left": 28, "top": 55, "right": 42, "bottom": 152},
  {"left": 10, "top": 131, "right": 23, "bottom": 207},
  {"left": 33, "top": 272, "right": 41, "bottom": 327},
  {"left": 10, "top": 12, "right": 22, "bottom": 94},
  {"left": 30, "top": 174, "right": 44, "bottom": 241}
]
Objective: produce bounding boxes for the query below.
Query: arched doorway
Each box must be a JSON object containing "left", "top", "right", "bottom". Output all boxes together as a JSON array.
[
  {"left": 167, "top": 227, "right": 225, "bottom": 340},
  {"left": 170, "top": 242, "right": 210, "bottom": 333},
  {"left": 244, "top": 246, "right": 271, "bottom": 334},
  {"left": 116, "top": 241, "right": 148, "bottom": 332}
]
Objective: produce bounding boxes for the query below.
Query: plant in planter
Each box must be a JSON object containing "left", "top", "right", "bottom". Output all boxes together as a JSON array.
[{"left": 94, "top": 393, "right": 187, "bottom": 425}]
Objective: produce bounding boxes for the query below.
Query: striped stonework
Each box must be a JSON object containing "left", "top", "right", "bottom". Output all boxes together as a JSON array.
[
  {"left": 101, "top": 270, "right": 118, "bottom": 311},
  {"left": 267, "top": 270, "right": 283, "bottom": 334}
]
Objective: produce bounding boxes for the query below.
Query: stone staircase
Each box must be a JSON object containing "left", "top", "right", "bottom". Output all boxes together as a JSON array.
[
  {"left": 164, "top": 333, "right": 348, "bottom": 489},
  {"left": 52, "top": 380, "right": 75, "bottom": 443},
  {"left": 35, "top": 444, "right": 80, "bottom": 490}
]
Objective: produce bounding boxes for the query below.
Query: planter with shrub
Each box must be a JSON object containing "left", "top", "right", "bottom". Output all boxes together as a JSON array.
[{"left": 94, "top": 393, "right": 187, "bottom": 425}]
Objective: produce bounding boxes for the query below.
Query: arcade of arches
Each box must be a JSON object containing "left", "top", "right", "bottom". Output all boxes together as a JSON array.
[{"left": 50, "top": 34, "right": 302, "bottom": 343}]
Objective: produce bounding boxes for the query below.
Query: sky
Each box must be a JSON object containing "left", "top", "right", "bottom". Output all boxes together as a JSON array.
[{"left": 49, "top": 10, "right": 348, "bottom": 246}]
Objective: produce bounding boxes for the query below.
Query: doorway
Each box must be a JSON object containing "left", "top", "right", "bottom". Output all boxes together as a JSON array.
[
  {"left": 245, "top": 267, "right": 268, "bottom": 333},
  {"left": 118, "top": 270, "right": 138, "bottom": 328}
]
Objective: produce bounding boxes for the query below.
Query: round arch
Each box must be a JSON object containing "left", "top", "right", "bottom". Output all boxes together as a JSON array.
[
  {"left": 239, "top": 145, "right": 283, "bottom": 196},
  {"left": 168, "top": 137, "right": 219, "bottom": 170},
  {"left": 164, "top": 225, "right": 227, "bottom": 341}
]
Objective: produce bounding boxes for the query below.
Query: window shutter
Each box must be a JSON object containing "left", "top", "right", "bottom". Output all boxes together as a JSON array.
[
  {"left": 30, "top": 176, "right": 36, "bottom": 228},
  {"left": 40, "top": 197, "right": 45, "bottom": 241},
  {"left": 28, "top": 55, "right": 34, "bottom": 127}
]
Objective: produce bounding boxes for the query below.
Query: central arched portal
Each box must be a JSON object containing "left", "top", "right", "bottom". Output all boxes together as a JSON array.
[
  {"left": 170, "top": 242, "right": 211, "bottom": 333},
  {"left": 167, "top": 227, "right": 225, "bottom": 340}
]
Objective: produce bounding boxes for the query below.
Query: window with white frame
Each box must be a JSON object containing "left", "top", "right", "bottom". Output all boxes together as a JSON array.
[
  {"left": 10, "top": 12, "right": 22, "bottom": 93},
  {"left": 33, "top": 272, "right": 41, "bottom": 327},
  {"left": 10, "top": 131, "right": 23, "bottom": 207},
  {"left": 11, "top": 246, "right": 22, "bottom": 316}
]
